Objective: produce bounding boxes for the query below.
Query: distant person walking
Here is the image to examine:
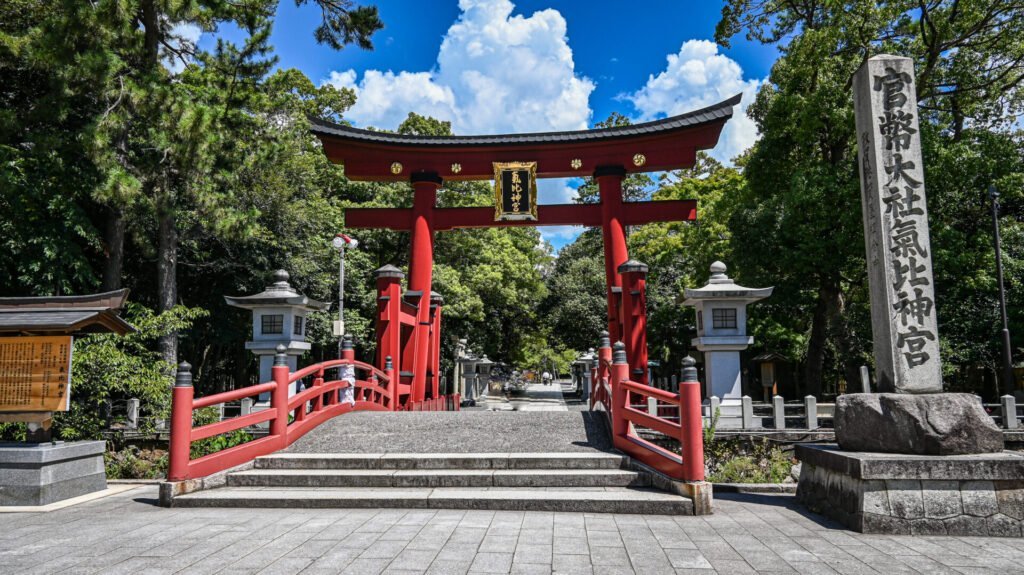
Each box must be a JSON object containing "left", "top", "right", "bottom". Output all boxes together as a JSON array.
[{"left": 542, "top": 371, "right": 552, "bottom": 385}]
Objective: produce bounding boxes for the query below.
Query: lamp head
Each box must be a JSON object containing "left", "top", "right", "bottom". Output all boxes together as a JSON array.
[{"left": 332, "top": 233, "right": 358, "bottom": 250}]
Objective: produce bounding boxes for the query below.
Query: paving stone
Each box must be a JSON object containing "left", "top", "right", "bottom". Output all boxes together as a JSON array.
[
  {"left": 468, "top": 552, "right": 514, "bottom": 573},
  {"left": 390, "top": 549, "right": 442, "bottom": 571},
  {"left": 512, "top": 543, "right": 552, "bottom": 565},
  {"left": 553, "top": 536, "right": 589, "bottom": 555},
  {"left": 426, "top": 559, "right": 473, "bottom": 575},
  {"left": 589, "top": 545, "right": 631, "bottom": 566},
  {"left": 663, "top": 548, "right": 713, "bottom": 569}
]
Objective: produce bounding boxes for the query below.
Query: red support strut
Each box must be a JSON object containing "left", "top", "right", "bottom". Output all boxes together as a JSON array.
[{"left": 619, "top": 260, "right": 650, "bottom": 387}]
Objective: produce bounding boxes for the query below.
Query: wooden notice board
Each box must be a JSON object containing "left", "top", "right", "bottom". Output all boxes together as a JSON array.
[{"left": 0, "top": 336, "right": 73, "bottom": 412}]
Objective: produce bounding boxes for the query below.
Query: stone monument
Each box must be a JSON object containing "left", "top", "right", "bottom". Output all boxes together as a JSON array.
[
  {"left": 0, "top": 290, "right": 134, "bottom": 506},
  {"left": 683, "top": 261, "right": 772, "bottom": 428},
  {"left": 796, "top": 55, "right": 1021, "bottom": 537}
]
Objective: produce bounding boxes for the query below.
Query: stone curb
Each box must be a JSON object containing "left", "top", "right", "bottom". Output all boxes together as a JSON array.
[{"left": 713, "top": 483, "right": 796, "bottom": 494}]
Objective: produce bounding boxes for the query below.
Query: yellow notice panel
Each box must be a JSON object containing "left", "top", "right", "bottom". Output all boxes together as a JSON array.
[{"left": 0, "top": 336, "right": 73, "bottom": 412}]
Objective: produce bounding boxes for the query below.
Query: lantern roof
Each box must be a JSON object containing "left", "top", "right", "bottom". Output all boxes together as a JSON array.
[
  {"left": 683, "top": 261, "right": 774, "bottom": 305},
  {"left": 224, "top": 270, "right": 329, "bottom": 312}
]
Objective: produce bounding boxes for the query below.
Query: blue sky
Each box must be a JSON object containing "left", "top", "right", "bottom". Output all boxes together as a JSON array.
[{"left": 198, "top": 0, "right": 777, "bottom": 250}]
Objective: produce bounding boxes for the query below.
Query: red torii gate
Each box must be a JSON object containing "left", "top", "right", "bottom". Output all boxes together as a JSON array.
[{"left": 309, "top": 94, "right": 740, "bottom": 407}]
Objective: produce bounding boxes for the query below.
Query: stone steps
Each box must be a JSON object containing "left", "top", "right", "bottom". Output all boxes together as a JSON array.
[
  {"left": 227, "top": 468, "right": 648, "bottom": 488},
  {"left": 170, "top": 451, "right": 694, "bottom": 514},
  {"left": 254, "top": 452, "right": 627, "bottom": 470},
  {"left": 171, "top": 486, "right": 692, "bottom": 514}
]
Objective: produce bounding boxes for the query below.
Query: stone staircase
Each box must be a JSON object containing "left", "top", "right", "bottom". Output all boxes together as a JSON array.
[{"left": 171, "top": 452, "right": 693, "bottom": 514}]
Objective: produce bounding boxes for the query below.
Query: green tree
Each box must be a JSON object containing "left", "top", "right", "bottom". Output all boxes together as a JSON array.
[{"left": 716, "top": 0, "right": 1024, "bottom": 395}]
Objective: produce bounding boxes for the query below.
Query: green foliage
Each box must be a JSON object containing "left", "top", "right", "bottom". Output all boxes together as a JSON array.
[
  {"left": 703, "top": 407, "right": 720, "bottom": 445},
  {"left": 105, "top": 446, "right": 167, "bottom": 479},
  {"left": 710, "top": 0, "right": 1024, "bottom": 395},
  {"left": 705, "top": 437, "right": 794, "bottom": 484},
  {"left": 190, "top": 429, "right": 252, "bottom": 460},
  {"left": 55, "top": 305, "right": 206, "bottom": 441}
]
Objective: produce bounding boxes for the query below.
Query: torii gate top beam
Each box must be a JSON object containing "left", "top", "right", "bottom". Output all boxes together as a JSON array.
[{"left": 309, "top": 94, "right": 740, "bottom": 181}]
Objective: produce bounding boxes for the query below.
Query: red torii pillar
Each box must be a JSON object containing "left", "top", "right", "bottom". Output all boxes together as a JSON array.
[
  {"left": 408, "top": 173, "right": 442, "bottom": 404},
  {"left": 596, "top": 166, "right": 629, "bottom": 345}
]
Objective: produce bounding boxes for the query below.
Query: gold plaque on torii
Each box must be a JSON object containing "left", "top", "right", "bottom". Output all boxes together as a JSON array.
[
  {"left": 0, "top": 336, "right": 73, "bottom": 412},
  {"left": 493, "top": 161, "right": 538, "bottom": 222}
]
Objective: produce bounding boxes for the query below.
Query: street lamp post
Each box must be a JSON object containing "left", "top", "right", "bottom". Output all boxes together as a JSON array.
[
  {"left": 331, "top": 233, "right": 358, "bottom": 358},
  {"left": 989, "top": 185, "right": 1015, "bottom": 392}
]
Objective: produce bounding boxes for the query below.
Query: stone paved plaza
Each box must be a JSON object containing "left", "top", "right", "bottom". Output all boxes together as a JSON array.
[{"left": 3, "top": 485, "right": 1024, "bottom": 574}]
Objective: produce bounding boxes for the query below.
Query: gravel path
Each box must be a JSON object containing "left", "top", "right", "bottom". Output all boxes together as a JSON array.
[{"left": 286, "top": 410, "right": 613, "bottom": 454}]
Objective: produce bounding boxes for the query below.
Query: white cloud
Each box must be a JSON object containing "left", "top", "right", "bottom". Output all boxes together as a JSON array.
[
  {"left": 538, "top": 225, "right": 584, "bottom": 250},
  {"left": 626, "top": 40, "right": 761, "bottom": 164},
  {"left": 537, "top": 178, "right": 580, "bottom": 205},
  {"left": 324, "top": 0, "right": 594, "bottom": 135}
]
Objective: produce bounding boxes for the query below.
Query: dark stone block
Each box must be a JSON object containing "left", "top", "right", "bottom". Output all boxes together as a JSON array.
[
  {"left": 988, "top": 514, "right": 1023, "bottom": 538},
  {"left": 860, "top": 513, "right": 911, "bottom": 535},
  {"left": 995, "top": 480, "right": 1024, "bottom": 520},
  {"left": 943, "top": 514, "right": 991, "bottom": 536},
  {"left": 910, "top": 518, "right": 948, "bottom": 535},
  {"left": 834, "top": 393, "right": 1003, "bottom": 455}
]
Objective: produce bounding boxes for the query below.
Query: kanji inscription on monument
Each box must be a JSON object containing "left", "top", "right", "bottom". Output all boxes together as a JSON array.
[
  {"left": 0, "top": 336, "right": 73, "bottom": 412},
  {"left": 853, "top": 55, "right": 941, "bottom": 393}
]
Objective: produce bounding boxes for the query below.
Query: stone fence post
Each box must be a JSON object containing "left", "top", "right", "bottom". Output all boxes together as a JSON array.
[
  {"left": 804, "top": 395, "right": 817, "bottom": 430},
  {"left": 126, "top": 398, "right": 139, "bottom": 430},
  {"left": 1002, "top": 395, "right": 1018, "bottom": 430},
  {"left": 772, "top": 395, "right": 785, "bottom": 429},
  {"left": 741, "top": 395, "right": 753, "bottom": 429}
]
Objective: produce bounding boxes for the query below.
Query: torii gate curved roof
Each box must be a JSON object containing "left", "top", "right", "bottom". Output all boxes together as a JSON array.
[{"left": 309, "top": 94, "right": 741, "bottom": 181}]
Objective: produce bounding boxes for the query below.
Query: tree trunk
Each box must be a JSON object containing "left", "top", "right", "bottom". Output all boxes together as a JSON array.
[
  {"left": 101, "top": 208, "right": 125, "bottom": 291},
  {"left": 826, "top": 285, "right": 865, "bottom": 392},
  {"left": 157, "top": 210, "right": 178, "bottom": 367},
  {"left": 140, "top": 0, "right": 160, "bottom": 68},
  {"left": 803, "top": 285, "right": 830, "bottom": 397}
]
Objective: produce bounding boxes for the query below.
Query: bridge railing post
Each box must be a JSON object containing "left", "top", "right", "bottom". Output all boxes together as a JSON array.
[
  {"left": 312, "top": 365, "right": 325, "bottom": 411},
  {"left": 386, "top": 355, "right": 397, "bottom": 411},
  {"left": 595, "top": 331, "right": 611, "bottom": 411},
  {"left": 168, "top": 362, "right": 194, "bottom": 481},
  {"left": 610, "top": 342, "right": 629, "bottom": 440},
  {"left": 678, "top": 357, "right": 705, "bottom": 482},
  {"left": 271, "top": 345, "right": 290, "bottom": 448}
]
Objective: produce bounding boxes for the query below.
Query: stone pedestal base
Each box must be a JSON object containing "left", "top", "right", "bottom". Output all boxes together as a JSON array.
[
  {"left": 796, "top": 444, "right": 1024, "bottom": 537},
  {"left": 0, "top": 441, "right": 106, "bottom": 506}
]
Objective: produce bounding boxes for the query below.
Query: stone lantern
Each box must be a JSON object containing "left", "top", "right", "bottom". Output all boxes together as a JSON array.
[
  {"left": 683, "top": 261, "right": 772, "bottom": 423},
  {"left": 225, "top": 270, "right": 329, "bottom": 398}
]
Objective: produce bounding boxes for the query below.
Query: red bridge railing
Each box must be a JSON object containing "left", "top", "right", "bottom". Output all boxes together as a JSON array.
[
  {"left": 167, "top": 342, "right": 457, "bottom": 481},
  {"left": 590, "top": 336, "right": 705, "bottom": 482}
]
